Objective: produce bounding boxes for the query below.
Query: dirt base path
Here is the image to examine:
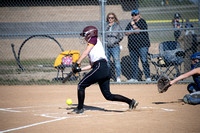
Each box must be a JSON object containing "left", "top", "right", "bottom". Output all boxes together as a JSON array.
[{"left": 0, "top": 84, "right": 200, "bottom": 133}]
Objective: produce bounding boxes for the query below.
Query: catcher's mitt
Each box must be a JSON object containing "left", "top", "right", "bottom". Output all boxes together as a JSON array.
[{"left": 157, "top": 76, "right": 171, "bottom": 93}]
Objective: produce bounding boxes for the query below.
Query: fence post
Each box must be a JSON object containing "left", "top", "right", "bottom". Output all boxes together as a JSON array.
[
  {"left": 100, "top": 0, "right": 106, "bottom": 49},
  {"left": 199, "top": 0, "right": 200, "bottom": 34}
]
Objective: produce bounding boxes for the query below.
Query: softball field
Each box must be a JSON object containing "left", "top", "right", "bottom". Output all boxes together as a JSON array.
[{"left": 0, "top": 84, "right": 200, "bottom": 133}]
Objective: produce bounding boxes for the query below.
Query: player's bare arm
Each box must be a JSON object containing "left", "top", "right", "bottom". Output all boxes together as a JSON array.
[
  {"left": 77, "top": 44, "right": 94, "bottom": 64},
  {"left": 81, "top": 65, "right": 92, "bottom": 71},
  {"left": 125, "top": 24, "right": 139, "bottom": 36},
  {"left": 132, "top": 25, "right": 140, "bottom": 34},
  {"left": 170, "top": 68, "right": 200, "bottom": 85}
]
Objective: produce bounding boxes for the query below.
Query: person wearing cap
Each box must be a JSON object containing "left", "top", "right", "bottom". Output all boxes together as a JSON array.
[
  {"left": 170, "top": 52, "right": 200, "bottom": 93},
  {"left": 168, "top": 53, "right": 200, "bottom": 105},
  {"left": 125, "top": 9, "right": 151, "bottom": 82},
  {"left": 172, "top": 13, "right": 183, "bottom": 41}
]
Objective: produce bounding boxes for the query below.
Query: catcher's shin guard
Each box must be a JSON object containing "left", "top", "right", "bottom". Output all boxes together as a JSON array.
[{"left": 183, "top": 91, "right": 200, "bottom": 105}]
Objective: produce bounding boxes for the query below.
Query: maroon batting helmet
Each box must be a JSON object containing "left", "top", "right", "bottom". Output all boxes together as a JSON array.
[{"left": 80, "top": 26, "right": 98, "bottom": 41}]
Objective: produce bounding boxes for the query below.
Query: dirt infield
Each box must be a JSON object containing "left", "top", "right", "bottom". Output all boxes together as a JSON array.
[{"left": 0, "top": 84, "right": 200, "bottom": 133}]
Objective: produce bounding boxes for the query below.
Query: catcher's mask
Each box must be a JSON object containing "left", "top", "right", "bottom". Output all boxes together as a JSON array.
[{"left": 80, "top": 26, "right": 98, "bottom": 42}]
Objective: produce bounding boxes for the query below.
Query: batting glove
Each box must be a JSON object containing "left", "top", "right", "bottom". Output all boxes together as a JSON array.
[{"left": 72, "top": 63, "right": 81, "bottom": 73}]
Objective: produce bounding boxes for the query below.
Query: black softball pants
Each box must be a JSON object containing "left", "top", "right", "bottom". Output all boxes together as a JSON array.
[{"left": 77, "top": 59, "right": 131, "bottom": 109}]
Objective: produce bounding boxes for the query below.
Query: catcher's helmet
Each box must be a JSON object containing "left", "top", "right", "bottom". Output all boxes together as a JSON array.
[
  {"left": 80, "top": 26, "right": 98, "bottom": 41},
  {"left": 191, "top": 52, "right": 200, "bottom": 69},
  {"left": 174, "top": 13, "right": 181, "bottom": 19},
  {"left": 191, "top": 52, "right": 200, "bottom": 60}
]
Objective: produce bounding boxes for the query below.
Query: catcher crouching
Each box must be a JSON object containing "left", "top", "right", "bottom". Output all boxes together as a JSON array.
[{"left": 157, "top": 52, "right": 200, "bottom": 105}]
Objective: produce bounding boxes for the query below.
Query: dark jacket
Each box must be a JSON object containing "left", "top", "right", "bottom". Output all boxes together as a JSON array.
[{"left": 125, "top": 18, "right": 150, "bottom": 50}]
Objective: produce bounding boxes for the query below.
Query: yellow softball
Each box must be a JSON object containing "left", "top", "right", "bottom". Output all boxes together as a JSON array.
[{"left": 66, "top": 99, "right": 72, "bottom": 105}]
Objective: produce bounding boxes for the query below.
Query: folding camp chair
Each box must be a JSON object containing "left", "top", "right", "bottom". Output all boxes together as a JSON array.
[
  {"left": 53, "top": 50, "right": 80, "bottom": 81},
  {"left": 148, "top": 41, "right": 185, "bottom": 80}
]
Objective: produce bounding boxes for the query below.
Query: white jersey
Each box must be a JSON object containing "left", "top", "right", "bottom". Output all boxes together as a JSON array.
[{"left": 87, "top": 37, "right": 107, "bottom": 64}]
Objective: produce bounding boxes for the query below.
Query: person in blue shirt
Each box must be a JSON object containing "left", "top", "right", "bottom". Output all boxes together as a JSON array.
[
  {"left": 169, "top": 52, "right": 200, "bottom": 104},
  {"left": 170, "top": 52, "right": 200, "bottom": 93}
]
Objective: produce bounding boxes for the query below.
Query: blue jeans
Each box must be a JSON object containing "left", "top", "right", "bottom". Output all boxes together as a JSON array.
[
  {"left": 106, "top": 46, "right": 121, "bottom": 78},
  {"left": 129, "top": 47, "right": 150, "bottom": 79}
]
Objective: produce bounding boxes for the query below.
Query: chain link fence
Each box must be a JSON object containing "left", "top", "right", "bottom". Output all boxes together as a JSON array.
[{"left": 0, "top": 0, "right": 199, "bottom": 85}]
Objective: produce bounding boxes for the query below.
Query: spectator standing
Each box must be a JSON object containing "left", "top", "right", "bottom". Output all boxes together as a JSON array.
[
  {"left": 172, "top": 13, "right": 183, "bottom": 41},
  {"left": 105, "top": 12, "right": 124, "bottom": 82},
  {"left": 125, "top": 9, "right": 151, "bottom": 82}
]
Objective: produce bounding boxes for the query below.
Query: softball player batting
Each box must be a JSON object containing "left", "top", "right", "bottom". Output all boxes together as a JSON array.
[{"left": 70, "top": 26, "right": 138, "bottom": 114}]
